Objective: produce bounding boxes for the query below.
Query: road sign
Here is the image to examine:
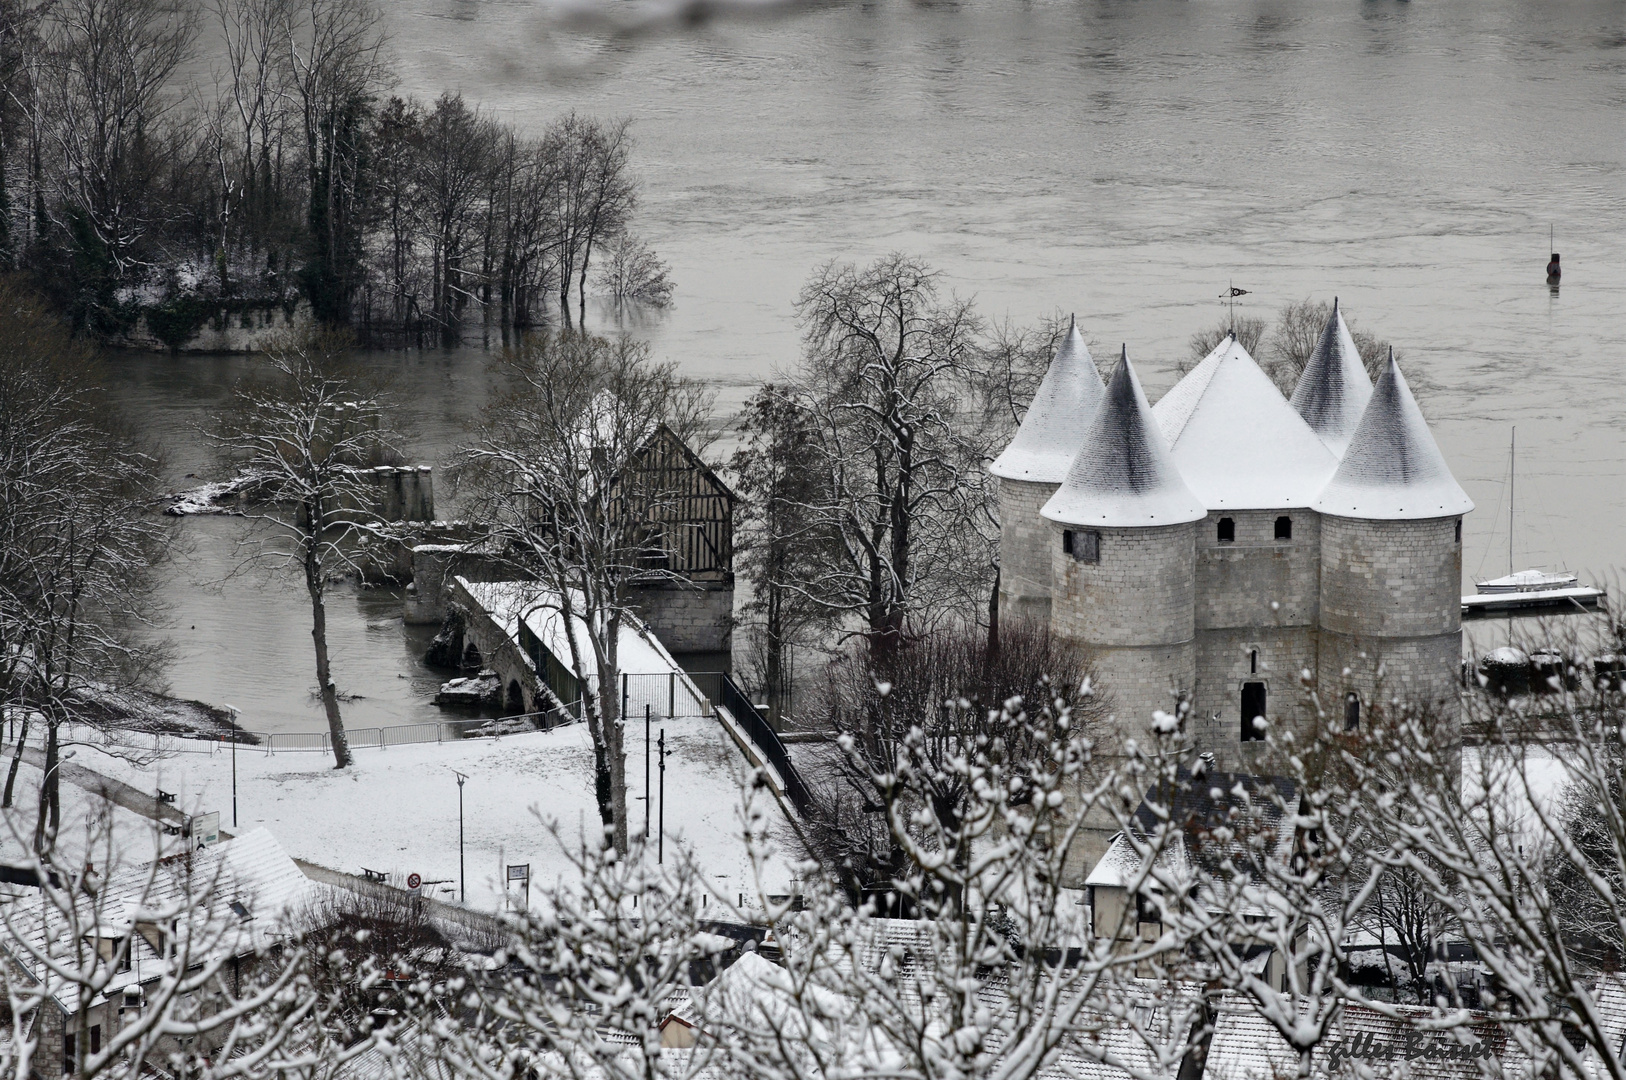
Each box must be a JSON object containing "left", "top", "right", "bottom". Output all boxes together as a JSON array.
[
  {"left": 193, "top": 812, "right": 220, "bottom": 848},
  {"left": 406, "top": 872, "right": 422, "bottom": 890},
  {"left": 507, "top": 864, "right": 529, "bottom": 882}
]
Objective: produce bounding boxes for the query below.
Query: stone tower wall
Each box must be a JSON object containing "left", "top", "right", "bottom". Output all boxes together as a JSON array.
[
  {"left": 1317, "top": 515, "right": 1465, "bottom": 734},
  {"left": 999, "top": 477, "right": 1061, "bottom": 625},
  {"left": 1190, "top": 509, "right": 1322, "bottom": 768},
  {"left": 1319, "top": 516, "right": 1461, "bottom": 637},
  {"left": 1051, "top": 521, "right": 1197, "bottom": 741}
]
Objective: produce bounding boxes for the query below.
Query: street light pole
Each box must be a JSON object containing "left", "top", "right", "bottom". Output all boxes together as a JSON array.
[
  {"left": 644, "top": 704, "right": 651, "bottom": 841},
  {"left": 657, "top": 728, "right": 666, "bottom": 865},
  {"left": 226, "top": 704, "right": 239, "bottom": 830},
  {"left": 452, "top": 769, "right": 467, "bottom": 902}
]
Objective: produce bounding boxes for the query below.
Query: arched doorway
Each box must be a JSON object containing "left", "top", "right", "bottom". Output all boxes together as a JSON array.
[{"left": 506, "top": 681, "right": 524, "bottom": 717}]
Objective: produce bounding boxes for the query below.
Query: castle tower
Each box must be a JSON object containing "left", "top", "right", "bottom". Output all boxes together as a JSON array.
[
  {"left": 1312, "top": 351, "right": 1472, "bottom": 737},
  {"left": 1290, "top": 299, "right": 1374, "bottom": 457},
  {"left": 990, "top": 318, "right": 1105, "bottom": 623},
  {"left": 1043, "top": 348, "right": 1206, "bottom": 741},
  {"left": 1152, "top": 335, "right": 1339, "bottom": 767}
]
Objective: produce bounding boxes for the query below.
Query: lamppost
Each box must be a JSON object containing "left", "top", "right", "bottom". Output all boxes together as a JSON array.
[
  {"left": 657, "top": 729, "right": 667, "bottom": 865},
  {"left": 452, "top": 769, "right": 467, "bottom": 902},
  {"left": 225, "top": 704, "right": 239, "bottom": 830}
]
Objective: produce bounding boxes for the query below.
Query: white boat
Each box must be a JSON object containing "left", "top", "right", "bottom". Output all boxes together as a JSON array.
[
  {"left": 1475, "top": 568, "right": 1580, "bottom": 594},
  {"left": 1461, "top": 428, "right": 1604, "bottom": 618}
]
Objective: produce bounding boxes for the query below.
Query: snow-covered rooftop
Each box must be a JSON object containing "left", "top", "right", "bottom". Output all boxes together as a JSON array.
[
  {"left": 1312, "top": 351, "right": 1473, "bottom": 520},
  {"left": 1152, "top": 335, "right": 1338, "bottom": 510},
  {"left": 1042, "top": 349, "right": 1207, "bottom": 529},
  {"left": 1289, "top": 300, "right": 1374, "bottom": 458},
  {"left": 989, "top": 317, "right": 1105, "bottom": 484}
]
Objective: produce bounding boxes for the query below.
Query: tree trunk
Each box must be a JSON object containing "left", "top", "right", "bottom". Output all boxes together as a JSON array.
[
  {"left": 305, "top": 538, "right": 351, "bottom": 768},
  {"left": 2, "top": 713, "right": 28, "bottom": 809},
  {"left": 34, "top": 718, "right": 59, "bottom": 857},
  {"left": 600, "top": 639, "right": 628, "bottom": 856}
]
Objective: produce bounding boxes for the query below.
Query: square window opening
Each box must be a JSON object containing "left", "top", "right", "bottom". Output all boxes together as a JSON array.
[
  {"left": 1241, "top": 682, "right": 1267, "bottom": 741},
  {"left": 1067, "top": 529, "right": 1100, "bottom": 563},
  {"left": 1217, "top": 517, "right": 1235, "bottom": 543},
  {"left": 1274, "top": 515, "right": 1292, "bottom": 540}
]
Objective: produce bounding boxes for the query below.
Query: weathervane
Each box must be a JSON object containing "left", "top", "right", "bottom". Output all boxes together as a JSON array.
[{"left": 1220, "top": 281, "right": 1250, "bottom": 334}]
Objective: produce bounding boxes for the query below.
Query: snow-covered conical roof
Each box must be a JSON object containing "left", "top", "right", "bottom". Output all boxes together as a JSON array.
[
  {"left": 1153, "top": 335, "right": 1338, "bottom": 510},
  {"left": 1042, "top": 348, "right": 1207, "bottom": 528},
  {"left": 990, "top": 317, "right": 1105, "bottom": 483},
  {"left": 1312, "top": 350, "right": 1473, "bottom": 520},
  {"left": 1290, "top": 299, "right": 1374, "bottom": 457}
]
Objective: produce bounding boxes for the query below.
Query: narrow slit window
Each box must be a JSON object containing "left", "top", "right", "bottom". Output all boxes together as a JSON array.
[
  {"left": 1344, "top": 692, "right": 1360, "bottom": 731},
  {"left": 1274, "top": 515, "right": 1292, "bottom": 540},
  {"left": 1062, "top": 529, "right": 1073, "bottom": 556},
  {"left": 1250, "top": 649, "right": 1258, "bottom": 674},
  {"left": 1241, "top": 682, "right": 1266, "bottom": 741},
  {"left": 1217, "top": 517, "right": 1235, "bottom": 543},
  {"left": 1455, "top": 518, "right": 1462, "bottom": 543}
]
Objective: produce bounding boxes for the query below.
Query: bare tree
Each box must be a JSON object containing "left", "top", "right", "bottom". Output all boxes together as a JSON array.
[
  {"left": 283, "top": 0, "right": 385, "bottom": 324},
  {"left": 0, "top": 277, "right": 167, "bottom": 855},
  {"left": 414, "top": 92, "right": 498, "bottom": 342},
  {"left": 1348, "top": 616, "right": 1626, "bottom": 1079},
  {"left": 34, "top": 0, "right": 197, "bottom": 325},
  {"left": 781, "top": 254, "right": 990, "bottom": 661},
  {"left": 729, "top": 386, "right": 825, "bottom": 725},
  {"left": 545, "top": 113, "right": 634, "bottom": 325},
  {"left": 801, "top": 619, "right": 1101, "bottom": 905},
  {"left": 594, "top": 231, "right": 672, "bottom": 308},
  {"left": 433, "top": 693, "right": 1209, "bottom": 1080},
  {"left": 212, "top": 330, "right": 395, "bottom": 768},
  {"left": 456, "top": 330, "right": 711, "bottom": 855}
]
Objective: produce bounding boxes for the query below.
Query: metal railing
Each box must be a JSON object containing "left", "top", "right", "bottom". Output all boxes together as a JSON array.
[{"left": 717, "top": 673, "right": 812, "bottom": 811}]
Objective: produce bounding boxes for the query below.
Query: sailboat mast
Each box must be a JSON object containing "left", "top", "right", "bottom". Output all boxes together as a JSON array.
[{"left": 1509, "top": 427, "right": 1515, "bottom": 577}]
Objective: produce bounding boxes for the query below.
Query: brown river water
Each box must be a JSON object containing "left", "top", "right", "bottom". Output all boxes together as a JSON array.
[{"left": 109, "top": 0, "right": 1626, "bottom": 731}]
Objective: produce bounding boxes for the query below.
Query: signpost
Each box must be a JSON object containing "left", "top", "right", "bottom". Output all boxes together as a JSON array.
[
  {"left": 193, "top": 812, "right": 220, "bottom": 848},
  {"left": 657, "top": 728, "right": 667, "bottom": 865},
  {"left": 406, "top": 872, "right": 422, "bottom": 890},
  {"left": 506, "top": 864, "right": 530, "bottom": 911}
]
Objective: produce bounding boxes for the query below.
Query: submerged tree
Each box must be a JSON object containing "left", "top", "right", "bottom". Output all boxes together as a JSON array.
[
  {"left": 457, "top": 331, "right": 711, "bottom": 855},
  {"left": 213, "top": 330, "right": 394, "bottom": 769}
]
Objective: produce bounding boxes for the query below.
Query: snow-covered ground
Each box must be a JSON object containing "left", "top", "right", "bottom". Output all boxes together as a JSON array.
[{"left": 45, "top": 716, "right": 796, "bottom": 912}]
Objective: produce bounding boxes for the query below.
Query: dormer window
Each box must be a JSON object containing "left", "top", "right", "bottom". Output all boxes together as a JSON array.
[
  {"left": 1217, "top": 518, "right": 1235, "bottom": 543},
  {"left": 229, "top": 901, "right": 253, "bottom": 923},
  {"left": 1274, "top": 516, "right": 1291, "bottom": 540}
]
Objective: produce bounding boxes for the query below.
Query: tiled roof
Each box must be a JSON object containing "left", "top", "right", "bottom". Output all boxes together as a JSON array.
[
  {"left": 991, "top": 318, "right": 1106, "bottom": 484},
  {"left": 1290, "top": 300, "right": 1374, "bottom": 458},
  {"left": 1042, "top": 349, "right": 1207, "bottom": 529},
  {"left": 1153, "top": 336, "right": 1339, "bottom": 510},
  {"left": 1312, "top": 351, "right": 1473, "bottom": 521}
]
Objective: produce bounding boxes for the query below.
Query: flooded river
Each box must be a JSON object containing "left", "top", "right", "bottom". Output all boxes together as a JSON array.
[{"left": 111, "top": 0, "right": 1626, "bottom": 731}]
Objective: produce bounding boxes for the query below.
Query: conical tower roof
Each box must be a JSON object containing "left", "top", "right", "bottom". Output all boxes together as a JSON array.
[
  {"left": 1152, "top": 335, "right": 1338, "bottom": 509},
  {"left": 1312, "top": 351, "right": 1473, "bottom": 520},
  {"left": 990, "top": 318, "right": 1106, "bottom": 483},
  {"left": 1042, "top": 348, "right": 1206, "bottom": 528},
  {"left": 1290, "top": 299, "right": 1374, "bottom": 457}
]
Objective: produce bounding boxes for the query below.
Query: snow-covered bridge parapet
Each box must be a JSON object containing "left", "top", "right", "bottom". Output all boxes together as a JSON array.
[{"left": 449, "top": 576, "right": 711, "bottom": 719}]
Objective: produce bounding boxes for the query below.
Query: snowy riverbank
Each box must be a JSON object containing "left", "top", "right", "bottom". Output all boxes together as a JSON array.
[{"left": 60, "top": 716, "right": 796, "bottom": 912}]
